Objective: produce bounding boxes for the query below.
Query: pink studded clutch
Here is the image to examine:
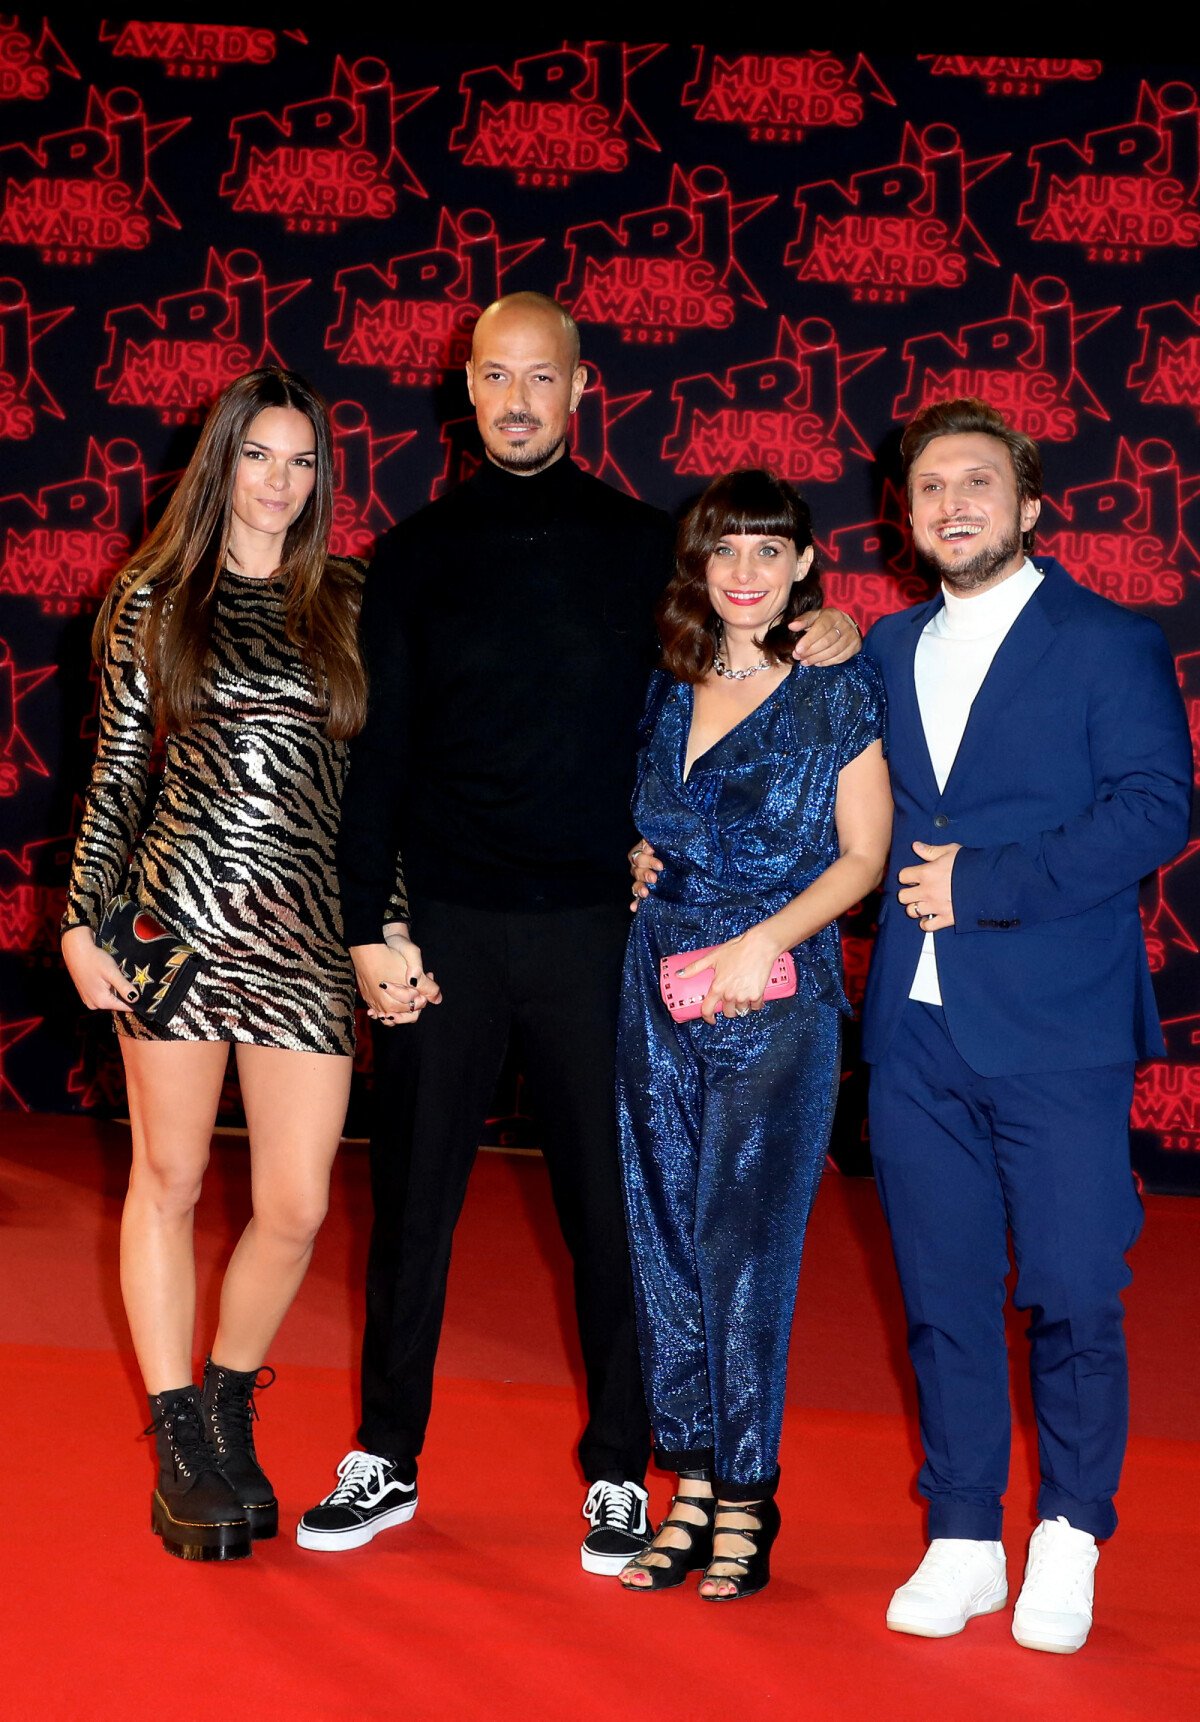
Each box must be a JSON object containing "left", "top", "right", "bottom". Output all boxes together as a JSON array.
[{"left": 658, "top": 945, "right": 797, "bottom": 1023}]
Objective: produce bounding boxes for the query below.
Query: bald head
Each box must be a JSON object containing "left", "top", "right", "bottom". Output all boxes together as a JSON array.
[
  {"left": 472, "top": 292, "right": 581, "bottom": 368},
  {"left": 466, "top": 293, "right": 587, "bottom": 476}
]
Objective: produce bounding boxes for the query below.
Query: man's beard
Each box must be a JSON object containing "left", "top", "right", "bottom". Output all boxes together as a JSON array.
[
  {"left": 922, "top": 515, "right": 1024, "bottom": 593},
  {"left": 485, "top": 419, "right": 566, "bottom": 475}
]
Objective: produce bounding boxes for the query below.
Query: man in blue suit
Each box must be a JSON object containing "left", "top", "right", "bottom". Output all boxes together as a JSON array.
[{"left": 862, "top": 398, "right": 1192, "bottom": 1654}]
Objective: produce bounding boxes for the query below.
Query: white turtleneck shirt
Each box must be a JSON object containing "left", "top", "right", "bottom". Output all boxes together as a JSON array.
[{"left": 909, "top": 557, "right": 1044, "bottom": 1006}]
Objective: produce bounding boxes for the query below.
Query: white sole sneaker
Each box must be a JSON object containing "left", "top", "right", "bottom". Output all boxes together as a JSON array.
[
  {"left": 295, "top": 1497, "right": 417, "bottom": 1552},
  {"left": 581, "top": 1545, "right": 646, "bottom": 1577},
  {"left": 887, "top": 1583, "right": 1007, "bottom": 1637},
  {"left": 1012, "top": 1610, "right": 1090, "bottom": 1654}
]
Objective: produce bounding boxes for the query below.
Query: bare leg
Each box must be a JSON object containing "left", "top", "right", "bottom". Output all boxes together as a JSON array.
[
  {"left": 118, "top": 1037, "right": 230, "bottom": 1393},
  {"left": 210, "top": 1044, "right": 351, "bottom": 1370}
]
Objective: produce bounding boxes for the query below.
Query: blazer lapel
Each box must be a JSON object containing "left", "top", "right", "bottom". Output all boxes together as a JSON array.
[{"left": 940, "top": 583, "right": 1059, "bottom": 803}]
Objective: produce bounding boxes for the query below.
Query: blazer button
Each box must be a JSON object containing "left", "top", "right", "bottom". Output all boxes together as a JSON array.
[{"left": 933, "top": 814, "right": 949, "bottom": 829}]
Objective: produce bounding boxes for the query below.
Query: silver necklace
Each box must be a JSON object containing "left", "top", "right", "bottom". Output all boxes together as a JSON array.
[{"left": 712, "top": 628, "right": 770, "bottom": 680}]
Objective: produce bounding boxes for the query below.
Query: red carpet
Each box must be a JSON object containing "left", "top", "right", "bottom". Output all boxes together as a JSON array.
[{"left": 1, "top": 1114, "right": 1197, "bottom": 1721}]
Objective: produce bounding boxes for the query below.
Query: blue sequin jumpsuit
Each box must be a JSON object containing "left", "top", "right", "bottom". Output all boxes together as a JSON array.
[{"left": 616, "top": 657, "right": 886, "bottom": 1498}]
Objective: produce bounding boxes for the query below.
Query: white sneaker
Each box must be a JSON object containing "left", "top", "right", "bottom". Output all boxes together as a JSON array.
[
  {"left": 1012, "top": 1517, "right": 1098, "bottom": 1654},
  {"left": 887, "top": 1538, "right": 1008, "bottom": 1637}
]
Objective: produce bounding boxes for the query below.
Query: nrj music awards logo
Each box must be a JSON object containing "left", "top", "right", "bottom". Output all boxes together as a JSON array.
[
  {"left": 450, "top": 42, "right": 664, "bottom": 184},
  {"left": 1133, "top": 1060, "right": 1200, "bottom": 1145},
  {"left": 0, "top": 833, "right": 72, "bottom": 955},
  {"left": 919, "top": 56, "right": 1101, "bottom": 97},
  {"left": 1141, "top": 838, "right": 1200, "bottom": 978},
  {"left": 96, "top": 250, "right": 308, "bottom": 421},
  {"left": 0, "top": 277, "right": 71, "bottom": 440},
  {"left": 662, "top": 318, "right": 884, "bottom": 484},
  {"left": 559, "top": 165, "right": 773, "bottom": 339},
  {"left": 221, "top": 56, "right": 435, "bottom": 230},
  {"left": 0, "top": 438, "right": 149, "bottom": 613},
  {"left": 0, "top": 86, "right": 187, "bottom": 263},
  {"left": 820, "top": 485, "right": 928, "bottom": 633},
  {"left": 99, "top": 19, "right": 302, "bottom": 78},
  {"left": 0, "top": 15, "right": 77, "bottom": 100},
  {"left": 328, "top": 401, "right": 415, "bottom": 559},
  {"left": 326, "top": 209, "right": 542, "bottom": 388},
  {"left": 0, "top": 634, "right": 52, "bottom": 796},
  {"left": 1038, "top": 437, "right": 1200, "bottom": 608},
  {"left": 682, "top": 48, "right": 893, "bottom": 142},
  {"left": 431, "top": 366, "right": 649, "bottom": 501},
  {"left": 787, "top": 123, "right": 1008, "bottom": 299},
  {"left": 1182, "top": 654, "right": 1200, "bottom": 789},
  {"left": 893, "top": 275, "right": 1118, "bottom": 441},
  {"left": 1019, "top": 81, "right": 1200, "bottom": 257},
  {"left": 1128, "top": 295, "right": 1200, "bottom": 420}
]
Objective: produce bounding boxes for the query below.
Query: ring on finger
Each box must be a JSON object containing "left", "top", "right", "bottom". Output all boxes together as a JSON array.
[{"left": 735, "top": 1005, "right": 750, "bottom": 1017}]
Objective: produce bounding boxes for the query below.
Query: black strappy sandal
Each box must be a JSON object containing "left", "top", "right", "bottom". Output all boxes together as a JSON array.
[
  {"left": 699, "top": 1498, "right": 781, "bottom": 1601},
  {"left": 619, "top": 1493, "right": 717, "bottom": 1592}
]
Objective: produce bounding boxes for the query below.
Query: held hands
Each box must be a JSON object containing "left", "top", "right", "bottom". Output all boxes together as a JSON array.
[
  {"left": 788, "top": 607, "right": 861, "bottom": 666},
  {"left": 628, "top": 838, "right": 663, "bottom": 911},
  {"left": 897, "top": 840, "right": 960, "bottom": 933},
  {"left": 352, "top": 922, "right": 442, "bottom": 1027},
  {"left": 676, "top": 926, "right": 780, "bottom": 1024},
  {"left": 61, "top": 923, "right": 138, "bottom": 1012}
]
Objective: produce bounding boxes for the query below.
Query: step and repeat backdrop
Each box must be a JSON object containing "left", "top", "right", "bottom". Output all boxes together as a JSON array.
[{"left": 1, "top": 28, "right": 1197, "bottom": 1186}]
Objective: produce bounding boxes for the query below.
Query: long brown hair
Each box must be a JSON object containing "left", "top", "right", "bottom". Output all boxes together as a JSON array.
[
  {"left": 94, "top": 367, "right": 366, "bottom": 738},
  {"left": 658, "top": 469, "right": 824, "bottom": 683},
  {"left": 900, "top": 395, "right": 1043, "bottom": 554}
]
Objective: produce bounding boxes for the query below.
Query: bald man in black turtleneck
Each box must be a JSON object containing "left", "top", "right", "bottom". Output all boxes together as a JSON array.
[{"left": 297, "top": 293, "right": 855, "bottom": 1572}]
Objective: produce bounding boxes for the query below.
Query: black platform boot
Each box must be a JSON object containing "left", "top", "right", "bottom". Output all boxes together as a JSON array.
[
  {"left": 146, "top": 1386, "right": 252, "bottom": 1562},
  {"left": 201, "top": 1358, "right": 279, "bottom": 1539}
]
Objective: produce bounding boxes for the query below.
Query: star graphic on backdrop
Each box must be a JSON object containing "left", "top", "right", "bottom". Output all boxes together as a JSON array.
[{"left": 0, "top": 1015, "right": 41, "bottom": 1109}]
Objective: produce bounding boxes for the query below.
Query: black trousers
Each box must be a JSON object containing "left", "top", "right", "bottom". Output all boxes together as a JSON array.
[{"left": 358, "top": 897, "right": 650, "bottom": 1485}]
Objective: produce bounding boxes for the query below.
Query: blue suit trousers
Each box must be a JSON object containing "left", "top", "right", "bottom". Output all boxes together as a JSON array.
[{"left": 869, "top": 1001, "right": 1143, "bottom": 1541}]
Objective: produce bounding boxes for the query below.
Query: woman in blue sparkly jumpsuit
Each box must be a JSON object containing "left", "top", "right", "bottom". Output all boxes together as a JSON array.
[{"left": 616, "top": 470, "right": 891, "bottom": 1600}]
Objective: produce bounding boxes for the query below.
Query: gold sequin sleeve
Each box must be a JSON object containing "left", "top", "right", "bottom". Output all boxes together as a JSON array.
[{"left": 62, "top": 576, "right": 154, "bottom": 934}]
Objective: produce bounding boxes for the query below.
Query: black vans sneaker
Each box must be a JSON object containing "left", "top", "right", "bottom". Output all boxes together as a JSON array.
[
  {"left": 581, "top": 1479, "right": 650, "bottom": 1575},
  {"left": 296, "top": 1451, "right": 417, "bottom": 1551}
]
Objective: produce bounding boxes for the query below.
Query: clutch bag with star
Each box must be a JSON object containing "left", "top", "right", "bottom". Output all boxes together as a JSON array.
[{"left": 96, "top": 894, "right": 201, "bottom": 1025}]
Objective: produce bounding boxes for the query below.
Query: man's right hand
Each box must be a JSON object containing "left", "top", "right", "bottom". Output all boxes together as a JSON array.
[{"left": 351, "top": 925, "right": 442, "bottom": 1026}]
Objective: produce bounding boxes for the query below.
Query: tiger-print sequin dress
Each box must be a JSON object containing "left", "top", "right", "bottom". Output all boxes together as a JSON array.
[{"left": 64, "top": 563, "right": 401, "bottom": 1054}]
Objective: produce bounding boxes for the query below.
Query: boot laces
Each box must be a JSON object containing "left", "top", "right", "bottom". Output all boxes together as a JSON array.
[
  {"left": 144, "top": 1399, "right": 218, "bottom": 1480},
  {"left": 208, "top": 1365, "right": 275, "bottom": 1453}
]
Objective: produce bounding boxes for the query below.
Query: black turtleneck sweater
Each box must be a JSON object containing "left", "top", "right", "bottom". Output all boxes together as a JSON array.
[{"left": 337, "top": 454, "right": 674, "bottom": 942}]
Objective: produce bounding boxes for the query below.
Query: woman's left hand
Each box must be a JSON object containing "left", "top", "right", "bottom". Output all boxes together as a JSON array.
[{"left": 676, "top": 927, "right": 780, "bottom": 1024}]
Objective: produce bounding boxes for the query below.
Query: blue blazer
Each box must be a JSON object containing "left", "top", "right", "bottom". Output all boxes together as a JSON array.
[{"left": 861, "top": 558, "right": 1193, "bottom": 1077}]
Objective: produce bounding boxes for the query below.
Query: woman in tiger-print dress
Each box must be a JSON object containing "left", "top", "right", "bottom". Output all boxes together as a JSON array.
[{"left": 61, "top": 368, "right": 438, "bottom": 1563}]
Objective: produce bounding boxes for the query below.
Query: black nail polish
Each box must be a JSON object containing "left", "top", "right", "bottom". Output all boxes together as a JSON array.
[
  {"left": 409, "top": 975, "right": 419, "bottom": 987},
  {"left": 379, "top": 981, "right": 388, "bottom": 990}
]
